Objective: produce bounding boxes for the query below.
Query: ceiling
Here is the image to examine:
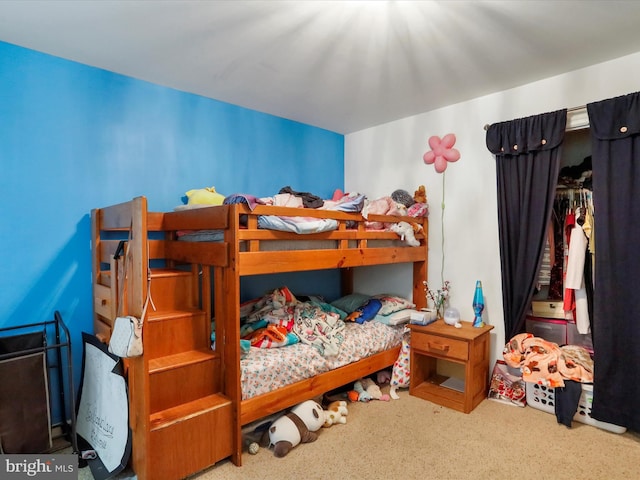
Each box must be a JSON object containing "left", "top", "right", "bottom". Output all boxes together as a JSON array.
[{"left": 2, "top": 1, "right": 640, "bottom": 134}]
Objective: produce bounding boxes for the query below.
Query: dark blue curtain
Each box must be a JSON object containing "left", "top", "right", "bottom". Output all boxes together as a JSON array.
[
  {"left": 588, "top": 92, "right": 640, "bottom": 432},
  {"left": 486, "top": 110, "right": 567, "bottom": 339}
]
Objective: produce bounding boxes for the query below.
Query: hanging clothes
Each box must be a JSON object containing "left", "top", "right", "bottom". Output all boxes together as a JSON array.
[
  {"left": 565, "top": 221, "right": 590, "bottom": 334},
  {"left": 536, "top": 220, "right": 553, "bottom": 288},
  {"left": 548, "top": 198, "right": 566, "bottom": 300},
  {"left": 563, "top": 208, "right": 576, "bottom": 319},
  {"left": 581, "top": 191, "right": 596, "bottom": 288}
]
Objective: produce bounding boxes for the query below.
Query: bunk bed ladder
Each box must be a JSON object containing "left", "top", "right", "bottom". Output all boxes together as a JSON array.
[{"left": 144, "top": 266, "right": 233, "bottom": 480}]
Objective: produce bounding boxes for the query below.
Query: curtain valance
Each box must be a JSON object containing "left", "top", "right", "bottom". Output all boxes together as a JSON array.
[
  {"left": 588, "top": 92, "right": 640, "bottom": 140},
  {"left": 486, "top": 109, "right": 567, "bottom": 155}
]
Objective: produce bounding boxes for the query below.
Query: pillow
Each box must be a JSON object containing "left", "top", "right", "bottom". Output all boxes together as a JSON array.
[
  {"left": 330, "top": 293, "right": 371, "bottom": 314},
  {"left": 373, "top": 309, "right": 412, "bottom": 326},
  {"left": 186, "top": 186, "right": 225, "bottom": 205},
  {"left": 373, "top": 294, "right": 415, "bottom": 316}
]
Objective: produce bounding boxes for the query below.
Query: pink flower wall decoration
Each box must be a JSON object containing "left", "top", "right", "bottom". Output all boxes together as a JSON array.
[{"left": 423, "top": 133, "right": 461, "bottom": 173}]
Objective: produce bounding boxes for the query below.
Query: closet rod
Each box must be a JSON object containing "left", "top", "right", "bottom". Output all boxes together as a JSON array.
[{"left": 483, "top": 104, "right": 587, "bottom": 131}]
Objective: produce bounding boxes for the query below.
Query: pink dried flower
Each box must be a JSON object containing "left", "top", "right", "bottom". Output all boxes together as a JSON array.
[{"left": 423, "top": 280, "right": 451, "bottom": 314}]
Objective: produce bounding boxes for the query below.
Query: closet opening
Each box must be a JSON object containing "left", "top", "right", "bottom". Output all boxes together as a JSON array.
[{"left": 530, "top": 126, "right": 594, "bottom": 353}]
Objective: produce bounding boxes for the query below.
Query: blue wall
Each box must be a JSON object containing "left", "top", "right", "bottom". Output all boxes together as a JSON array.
[{"left": 0, "top": 41, "right": 344, "bottom": 397}]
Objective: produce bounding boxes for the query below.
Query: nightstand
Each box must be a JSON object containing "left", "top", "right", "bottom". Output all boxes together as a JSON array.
[{"left": 409, "top": 319, "right": 494, "bottom": 413}]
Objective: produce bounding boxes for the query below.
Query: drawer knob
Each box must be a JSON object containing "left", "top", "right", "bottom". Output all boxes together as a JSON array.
[{"left": 428, "top": 342, "right": 450, "bottom": 352}]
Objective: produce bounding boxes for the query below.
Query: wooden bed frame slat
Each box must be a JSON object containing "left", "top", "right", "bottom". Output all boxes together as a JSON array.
[
  {"left": 238, "top": 246, "right": 426, "bottom": 275},
  {"left": 164, "top": 240, "right": 228, "bottom": 267},
  {"left": 163, "top": 205, "right": 229, "bottom": 230}
]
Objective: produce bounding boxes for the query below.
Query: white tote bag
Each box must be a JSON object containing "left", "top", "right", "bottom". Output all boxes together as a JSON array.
[
  {"left": 109, "top": 315, "right": 143, "bottom": 358},
  {"left": 108, "top": 238, "right": 152, "bottom": 358}
]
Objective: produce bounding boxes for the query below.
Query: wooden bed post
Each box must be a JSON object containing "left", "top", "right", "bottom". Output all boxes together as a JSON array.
[
  {"left": 221, "top": 204, "right": 243, "bottom": 466},
  {"left": 413, "top": 218, "right": 428, "bottom": 310},
  {"left": 127, "top": 196, "right": 151, "bottom": 480},
  {"left": 413, "top": 259, "right": 427, "bottom": 310},
  {"left": 341, "top": 267, "right": 354, "bottom": 296}
]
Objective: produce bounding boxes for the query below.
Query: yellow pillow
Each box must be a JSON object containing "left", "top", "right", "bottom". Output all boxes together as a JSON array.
[{"left": 185, "top": 186, "right": 225, "bottom": 205}]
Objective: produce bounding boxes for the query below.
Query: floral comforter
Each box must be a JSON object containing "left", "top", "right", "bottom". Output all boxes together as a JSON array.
[{"left": 240, "top": 320, "right": 403, "bottom": 400}]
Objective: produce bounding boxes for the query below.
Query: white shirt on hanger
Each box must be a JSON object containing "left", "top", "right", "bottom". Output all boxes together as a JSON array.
[{"left": 565, "top": 222, "right": 590, "bottom": 334}]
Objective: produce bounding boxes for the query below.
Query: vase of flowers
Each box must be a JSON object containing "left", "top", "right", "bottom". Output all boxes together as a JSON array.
[{"left": 423, "top": 280, "right": 451, "bottom": 320}]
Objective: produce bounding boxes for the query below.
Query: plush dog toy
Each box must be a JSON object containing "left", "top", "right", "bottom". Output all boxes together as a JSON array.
[
  {"left": 349, "top": 379, "right": 372, "bottom": 402},
  {"left": 390, "top": 221, "right": 420, "bottom": 247},
  {"left": 360, "top": 378, "right": 391, "bottom": 402},
  {"left": 322, "top": 400, "right": 349, "bottom": 428},
  {"left": 262, "top": 400, "right": 325, "bottom": 458},
  {"left": 414, "top": 185, "right": 427, "bottom": 204}
]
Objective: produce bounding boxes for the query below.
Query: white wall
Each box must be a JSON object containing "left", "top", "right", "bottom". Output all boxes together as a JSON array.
[{"left": 345, "top": 51, "right": 640, "bottom": 363}]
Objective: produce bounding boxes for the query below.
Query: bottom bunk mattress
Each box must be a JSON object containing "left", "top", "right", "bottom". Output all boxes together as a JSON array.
[{"left": 241, "top": 321, "right": 404, "bottom": 400}]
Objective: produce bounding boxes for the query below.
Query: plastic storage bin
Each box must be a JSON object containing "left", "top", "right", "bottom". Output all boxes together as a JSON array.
[
  {"left": 525, "top": 316, "right": 567, "bottom": 345},
  {"left": 566, "top": 322, "right": 594, "bottom": 352},
  {"left": 525, "top": 382, "right": 626, "bottom": 434}
]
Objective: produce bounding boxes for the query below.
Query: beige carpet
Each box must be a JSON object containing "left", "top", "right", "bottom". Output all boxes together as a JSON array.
[{"left": 77, "top": 390, "right": 639, "bottom": 480}]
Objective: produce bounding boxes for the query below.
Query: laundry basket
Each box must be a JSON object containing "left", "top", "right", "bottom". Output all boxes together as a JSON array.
[{"left": 525, "top": 382, "right": 626, "bottom": 434}]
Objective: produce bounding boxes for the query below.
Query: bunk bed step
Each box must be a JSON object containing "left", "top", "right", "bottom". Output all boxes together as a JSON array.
[
  {"left": 145, "top": 309, "right": 209, "bottom": 358},
  {"left": 149, "top": 350, "right": 222, "bottom": 413},
  {"left": 149, "top": 393, "right": 231, "bottom": 429},
  {"left": 150, "top": 268, "right": 193, "bottom": 278},
  {"left": 149, "top": 349, "right": 219, "bottom": 374},
  {"left": 147, "top": 308, "right": 204, "bottom": 321},
  {"left": 148, "top": 268, "right": 198, "bottom": 310},
  {"left": 148, "top": 394, "right": 233, "bottom": 480}
]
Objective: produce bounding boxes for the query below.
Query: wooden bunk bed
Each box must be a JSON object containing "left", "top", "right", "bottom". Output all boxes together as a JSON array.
[{"left": 91, "top": 196, "right": 428, "bottom": 480}]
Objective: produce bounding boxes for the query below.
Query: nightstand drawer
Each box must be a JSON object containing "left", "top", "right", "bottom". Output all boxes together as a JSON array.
[{"left": 412, "top": 332, "right": 468, "bottom": 361}]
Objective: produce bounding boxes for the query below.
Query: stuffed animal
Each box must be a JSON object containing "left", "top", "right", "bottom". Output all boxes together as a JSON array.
[
  {"left": 345, "top": 298, "right": 382, "bottom": 324},
  {"left": 350, "top": 380, "right": 372, "bottom": 402},
  {"left": 362, "top": 196, "right": 407, "bottom": 229},
  {"left": 360, "top": 377, "right": 390, "bottom": 402},
  {"left": 262, "top": 400, "right": 325, "bottom": 458},
  {"left": 185, "top": 186, "right": 225, "bottom": 206},
  {"left": 322, "top": 400, "right": 348, "bottom": 428},
  {"left": 391, "top": 189, "right": 416, "bottom": 208},
  {"left": 390, "top": 221, "right": 420, "bottom": 247},
  {"left": 408, "top": 202, "right": 429, "bottom": 218},
  {"left": 377, "top": 369, "right": 392, "bottom": 385},
  {"left": 414, "top": 185, "right": 427, "bottom": 204}
]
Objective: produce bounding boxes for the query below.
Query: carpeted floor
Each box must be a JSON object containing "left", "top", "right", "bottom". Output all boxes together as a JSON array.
[{"left": 75, "top": 389, "right": 640, "bottom": 480}]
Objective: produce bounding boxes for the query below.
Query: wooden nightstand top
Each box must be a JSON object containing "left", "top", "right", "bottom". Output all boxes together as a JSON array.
[{"left": 409, "top": 319, "right": 493, "bottom": 341}]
